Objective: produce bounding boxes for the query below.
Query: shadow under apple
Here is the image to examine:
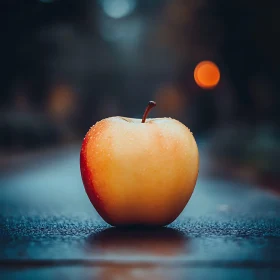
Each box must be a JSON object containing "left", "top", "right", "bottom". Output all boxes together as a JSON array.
[
  {"left": 86, "top": 226, "right": 190, "bottom": 257},
  {"left": 85, "top": 227, "right": 191, "bottom": 280}
]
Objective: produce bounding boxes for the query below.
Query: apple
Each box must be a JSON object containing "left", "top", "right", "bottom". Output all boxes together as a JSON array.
[{"left": 80, "top": 101, "right": 199, "bottom": 226}]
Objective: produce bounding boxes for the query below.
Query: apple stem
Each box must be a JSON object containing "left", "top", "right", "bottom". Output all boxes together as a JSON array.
[{"left": 141, "top": 101, "right": 156, "bottom": 123}]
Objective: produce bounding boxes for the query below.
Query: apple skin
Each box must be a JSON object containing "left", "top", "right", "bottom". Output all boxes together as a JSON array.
[{"left": 80, "top": 117, "right": 199, "bottom": 226}]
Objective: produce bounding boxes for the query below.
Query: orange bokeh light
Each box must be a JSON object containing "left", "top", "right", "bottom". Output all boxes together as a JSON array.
[{"left": 194, "top": 61, "right": 220, "bottom": 89}]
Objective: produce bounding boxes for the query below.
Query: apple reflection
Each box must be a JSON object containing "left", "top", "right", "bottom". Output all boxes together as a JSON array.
[
  {"left": 94, "top": 266, "right": 183, "bottom": 280},
  {"left": 86, "top": 227, "right": 189, "bottom": 280}
]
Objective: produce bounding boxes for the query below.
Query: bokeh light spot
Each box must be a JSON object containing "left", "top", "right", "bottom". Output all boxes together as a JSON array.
[
  {"left": 39, "top": 0, "right": 54, "bottom": 3},
  {"left": 101, "top": 0, "right": 137, "bottom": 19},
  {"left": 194, "top": 61, "right": 220, "bottom": 89}
]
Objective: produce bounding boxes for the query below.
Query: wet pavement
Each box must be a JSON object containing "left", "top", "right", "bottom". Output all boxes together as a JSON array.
[{"left": 0, "top": 145, "right": 280, "bottom": 280}]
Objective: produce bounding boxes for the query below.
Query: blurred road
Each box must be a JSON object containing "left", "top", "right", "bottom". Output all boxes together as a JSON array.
[{"left": 0, "top": 145, "right": 280, "bottom": 280}]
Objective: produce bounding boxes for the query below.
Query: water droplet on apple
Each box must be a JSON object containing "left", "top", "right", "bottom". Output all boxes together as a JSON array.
[{"left": 142, "top": 167, "right": 147, "bottom": 173}]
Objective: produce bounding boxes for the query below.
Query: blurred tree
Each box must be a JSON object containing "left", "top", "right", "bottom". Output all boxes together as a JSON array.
[{"left": 1, "top": 0, "right": 124, "bottom": 149}]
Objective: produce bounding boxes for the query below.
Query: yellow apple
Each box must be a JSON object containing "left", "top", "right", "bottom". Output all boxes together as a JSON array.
[{"left": 80, "top": 101, "right": 199, "bottom": 226}]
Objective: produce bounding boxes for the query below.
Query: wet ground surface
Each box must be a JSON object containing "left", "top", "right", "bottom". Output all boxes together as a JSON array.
[{"left": 0, "top": 145, "right": 280, "bottom": 280}]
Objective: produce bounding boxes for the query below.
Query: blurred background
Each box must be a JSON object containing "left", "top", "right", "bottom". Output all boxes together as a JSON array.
[{"left": 1, "top": 0, "right": 279, "bottom": 190}]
